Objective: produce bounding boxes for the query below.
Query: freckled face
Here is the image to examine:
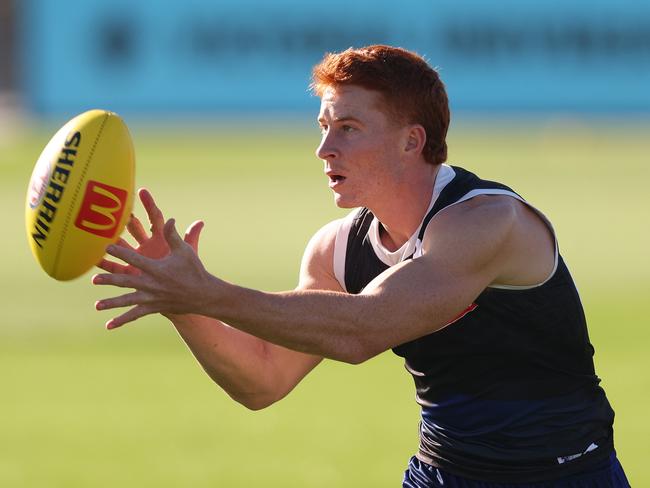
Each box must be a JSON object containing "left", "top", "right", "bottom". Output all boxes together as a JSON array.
[{"left": 316, "top": 85, "right": 408, "bottom": 209}]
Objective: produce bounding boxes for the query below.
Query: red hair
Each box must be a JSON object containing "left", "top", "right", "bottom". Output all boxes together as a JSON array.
[{"left": 311, "top": 45, "right": 450, "bottom": 166}]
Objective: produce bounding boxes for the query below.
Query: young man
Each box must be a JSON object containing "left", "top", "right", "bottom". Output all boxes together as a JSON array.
[{"left": 93, "top": 45, "right": 629, "bottom": 486}]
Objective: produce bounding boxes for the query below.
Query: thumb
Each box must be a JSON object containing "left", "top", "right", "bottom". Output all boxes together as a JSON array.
[
  {"left": 184, "top": 220, "right": 205, "bottom": 253},
  {"left": 164, "top": 218, "right": 184, "bottom": 250}
]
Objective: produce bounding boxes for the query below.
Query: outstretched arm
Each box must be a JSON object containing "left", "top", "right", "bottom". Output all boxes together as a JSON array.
[
  {"left": 97, "top": 189, "right": 340, "bottom": 409},
  {"left": 165, "top": 315, "right": 323, "bottom": 410},
  {"left": 164, "top": 219, "right": 343, "bottom": 410},
  {"left": 95, "top": 194, "right": 554, "bottom": 365}
]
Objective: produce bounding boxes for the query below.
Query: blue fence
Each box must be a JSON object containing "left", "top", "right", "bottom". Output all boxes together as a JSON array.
[{"left": 19, "top": 0, "right": 650, "bottom": 115}]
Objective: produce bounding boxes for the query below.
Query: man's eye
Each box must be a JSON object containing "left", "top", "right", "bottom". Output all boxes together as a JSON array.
[{"left": 342, "top": 125, "right": 355, "bottom": 132}]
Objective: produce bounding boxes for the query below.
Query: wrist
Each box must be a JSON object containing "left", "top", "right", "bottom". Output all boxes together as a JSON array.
[
  {"left": 194, "top": 272, "right": 231, "bottom": 318},
  {"left": 164, "top": 311, "right": 198, "bottom": 326}
]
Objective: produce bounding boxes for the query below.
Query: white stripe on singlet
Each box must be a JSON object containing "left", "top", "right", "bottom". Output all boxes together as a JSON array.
[
  {"left": 422, "top": 188, "right": 560, "bottom": 290},
  {"left": 332, "top": 164, "right": 456, "bottom": 291},
  {"left": 332, "top": 164, "right": 558, "bottom": 291}
]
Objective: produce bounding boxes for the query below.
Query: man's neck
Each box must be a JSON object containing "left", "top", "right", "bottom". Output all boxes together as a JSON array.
[{"left": 371, "top": 164, "right": 440, "bottom": 252}]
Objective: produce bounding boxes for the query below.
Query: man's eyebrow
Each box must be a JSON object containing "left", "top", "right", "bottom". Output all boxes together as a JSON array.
[{"left": 317, "top": 115, "right": 363, "bottom": 124}]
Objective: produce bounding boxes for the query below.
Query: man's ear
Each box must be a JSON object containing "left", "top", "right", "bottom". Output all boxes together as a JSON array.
[{"left": 404, "top": 125, "right": 427, "bottom": 156}]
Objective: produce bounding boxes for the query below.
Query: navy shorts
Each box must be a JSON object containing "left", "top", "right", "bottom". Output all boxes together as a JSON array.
[{"left": 402, "top": 453, "right": 630, "bottom": 488}]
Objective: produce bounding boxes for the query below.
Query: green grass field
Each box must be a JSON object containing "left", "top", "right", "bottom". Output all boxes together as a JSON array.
[{"left": 1, "top": 118, "right": 648, "bottom": 486}]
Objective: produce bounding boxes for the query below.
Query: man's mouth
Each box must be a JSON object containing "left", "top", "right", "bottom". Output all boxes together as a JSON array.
[{"left": 328, "top": 174, "right": 346, "bottom": 188}]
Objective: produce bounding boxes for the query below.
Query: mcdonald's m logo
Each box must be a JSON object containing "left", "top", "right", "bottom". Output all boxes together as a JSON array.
[{"left": 74, "top": 180, "right": 128, "bottom": 238}]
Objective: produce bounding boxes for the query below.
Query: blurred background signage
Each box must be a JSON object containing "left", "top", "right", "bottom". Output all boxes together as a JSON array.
[{"left": 13, "top": 0, "right": 650, "bottom": 115}]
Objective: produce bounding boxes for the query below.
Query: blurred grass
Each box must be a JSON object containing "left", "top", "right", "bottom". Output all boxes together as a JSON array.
[{"left": 0, "top": 117, "right": 648, "bottom": 486}]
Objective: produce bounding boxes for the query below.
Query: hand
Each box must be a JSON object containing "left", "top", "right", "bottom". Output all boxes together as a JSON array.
[
  {"left": 93, "top": 189, "right": 207, "bottom": 329},
  {"left": 97, "top": 188, "right": 203, "bottom": 276}
]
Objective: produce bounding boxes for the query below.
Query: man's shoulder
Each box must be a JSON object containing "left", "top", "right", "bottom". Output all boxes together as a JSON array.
[
  {"left": 306, "top": 207, "right": 369, "bottom": 250},
  {"left": 298, "top": 217, "right": 347, "bottom": 291},
  {"left": 423, "top": 194, "right": 556, "bottom": 287},
  {"left": 422, "top": 194, "right": 529, "bottom": 263},
  {"left": 437, "top": 193, "right": 520, "bottom": 227},
  {"left": 307, "top": 217, "right": 345, "bottom": 249}
]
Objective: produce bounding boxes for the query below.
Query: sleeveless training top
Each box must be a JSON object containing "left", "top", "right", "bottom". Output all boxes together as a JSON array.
[{"left": 333, "top": 165, "right": 615, "bottom": 483}]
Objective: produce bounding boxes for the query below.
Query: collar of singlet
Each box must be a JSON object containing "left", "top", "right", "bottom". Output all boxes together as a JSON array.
[{"left": 367, "top": 164, "right": 456, "bottom": 267}]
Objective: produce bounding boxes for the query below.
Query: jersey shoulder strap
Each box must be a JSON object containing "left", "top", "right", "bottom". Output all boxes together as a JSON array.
[{"left": 417, "top": 166, "right": 521, "bottom": 242}]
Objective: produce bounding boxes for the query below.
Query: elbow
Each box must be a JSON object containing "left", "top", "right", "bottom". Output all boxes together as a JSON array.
[
  {"left": 239, "top": 397, "right": 275, "bottom": 411},
  {"left": 341, "top": 354, "right": 366, "bottom": 365},
  {"left": 334, "top": 338, "right": 378, "bottom": 365},
  {"left": 340, "top": 350, "right": 373, "bottom": 365},
  {"left": 226, "top": 382, "right": 293, "bottom": 411},
  {"left": 230, "top": 391, "right": 280, "bottom": 411}
]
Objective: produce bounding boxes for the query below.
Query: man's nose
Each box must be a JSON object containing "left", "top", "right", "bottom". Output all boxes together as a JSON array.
[{"left": 316, "top": 132, "right": 338, "bottom": 161}]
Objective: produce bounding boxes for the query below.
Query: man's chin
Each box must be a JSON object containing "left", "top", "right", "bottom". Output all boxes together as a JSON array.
[{"left": 333, "top": 195, "right": 358, "bottom": 209}]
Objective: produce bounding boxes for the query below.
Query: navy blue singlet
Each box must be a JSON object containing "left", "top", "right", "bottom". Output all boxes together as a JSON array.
[{"left": 334, "top": 165, "right": 618, "bottom": 483}]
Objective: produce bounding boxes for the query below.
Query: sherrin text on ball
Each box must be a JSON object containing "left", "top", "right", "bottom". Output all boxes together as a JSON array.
[{"left": 25, "top": 109, "right": 135, "bottom": 280}]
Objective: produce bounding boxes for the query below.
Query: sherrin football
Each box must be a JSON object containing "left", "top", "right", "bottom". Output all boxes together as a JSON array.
[{"left": 25, "top": 109, "right": 135, "bottom": 280}]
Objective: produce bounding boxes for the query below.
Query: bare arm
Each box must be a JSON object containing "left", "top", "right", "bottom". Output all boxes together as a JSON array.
[
  {"left": 199, "top": 196, "right": 555, "bottom": 363},
  {"left": 98, "top": 189, "right": 342, "bottom": 410},
  {"left": 166, "top": 220, "right": 343, "bottom": 410},
  {"left": 190, "top": 198, "right": 509, "bottom": 362},
  {"left": 95, "top": 195, "right": 554, "bottom": 365}
]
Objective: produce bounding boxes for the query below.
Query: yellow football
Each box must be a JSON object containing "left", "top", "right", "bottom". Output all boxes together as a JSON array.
[{"left": 25, "top": 109, "right": 135, "bottom": 281}]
